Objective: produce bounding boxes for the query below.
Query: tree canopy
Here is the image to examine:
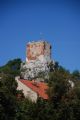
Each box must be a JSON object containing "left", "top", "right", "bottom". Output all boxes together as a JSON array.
[
  {"left": 0, "top": 59, "right": 80, "bottom": 120},
  {"left": 0, "top": 58, "right": 22, "bottom": 77}
]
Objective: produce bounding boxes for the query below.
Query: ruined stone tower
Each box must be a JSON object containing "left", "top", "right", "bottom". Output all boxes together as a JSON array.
[
  {"left": 26, "top": 41, "right": 51, "bottom": 62},
  {"left": 21, "top": 41, "right": 54, "bottom": 80}
]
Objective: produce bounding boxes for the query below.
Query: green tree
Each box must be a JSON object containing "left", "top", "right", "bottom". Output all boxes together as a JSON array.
[
  {"left": 0, "top": 75, "right": 17, "bottom": 120},
  {"left": 72, "top": 70, "right": 80, "bottom": 80},
  {"left": 0, "top": 58, "right": 22, "bottom": 77},
  {"left": 47, "top": 67, "right": 80, "bottom": 120}
]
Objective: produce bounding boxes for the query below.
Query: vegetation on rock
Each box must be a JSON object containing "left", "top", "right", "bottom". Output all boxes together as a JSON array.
[{"left": 0, "top": 58, "right": 80, "bottom": 120}]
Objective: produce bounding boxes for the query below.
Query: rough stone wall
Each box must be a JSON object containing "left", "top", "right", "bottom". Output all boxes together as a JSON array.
[
  {"left": 21, "top": 41, "right": 54, "bottom": 80},
  {"left": 44, "top": 42, "right": 51, "bottom": 62},
  {"left": 26, "top": 41, "right": 51, "bottom": 62}
]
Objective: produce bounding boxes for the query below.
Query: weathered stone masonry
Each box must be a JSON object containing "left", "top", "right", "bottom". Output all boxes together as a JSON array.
[
  {"left": 21, "top": 41, "right": 54, "bottom": 80},
  {"left": 26, "top": 41, "right": 51, "bottom": 62}
]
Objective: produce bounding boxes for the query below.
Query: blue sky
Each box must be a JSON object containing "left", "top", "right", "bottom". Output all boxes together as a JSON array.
[{"left": 0, "top": 0, "right": 80, "bottom": 72}]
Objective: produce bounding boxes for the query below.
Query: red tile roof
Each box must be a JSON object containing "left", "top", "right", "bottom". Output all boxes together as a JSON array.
[{"left": 19, "top": 79, "right": 49, "bottom": 99}]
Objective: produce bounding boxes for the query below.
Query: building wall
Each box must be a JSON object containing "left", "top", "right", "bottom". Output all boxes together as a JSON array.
[
  {"left": 15, "top": 77, "right": 37, "bottom": 102},
  {"left": 26, "top": 41, "right": 51, "bottom": 61},
  {"left": 44, "top": 42, "right": 51, "bottom": 61}
]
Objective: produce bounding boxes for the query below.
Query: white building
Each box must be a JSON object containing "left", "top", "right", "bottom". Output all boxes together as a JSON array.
[{"left": 15, "top": 77, "right": 48, "bottom": 102}]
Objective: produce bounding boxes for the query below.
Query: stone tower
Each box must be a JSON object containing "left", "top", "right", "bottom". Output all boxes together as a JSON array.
[
  {"left": 26, "top": 41, "right": 51, "bottom": 62},
  {"left": 21, "top": 41, "right": 54, "bottom": 80}
]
